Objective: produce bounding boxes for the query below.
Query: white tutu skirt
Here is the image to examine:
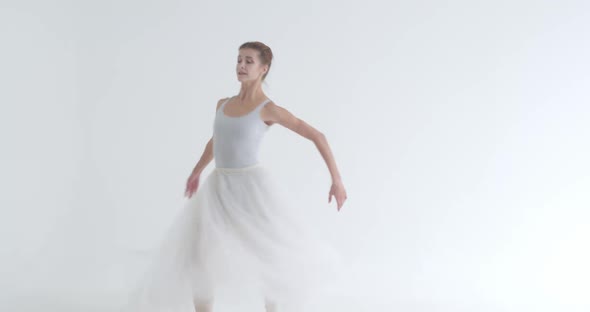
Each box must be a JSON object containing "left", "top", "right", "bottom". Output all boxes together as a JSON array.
[{"left": 119, "top": 163, "right": 344, "bottom": 312}]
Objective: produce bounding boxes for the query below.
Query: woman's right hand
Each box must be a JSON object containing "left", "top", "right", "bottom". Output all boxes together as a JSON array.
[{"left": 184, "top": 170, "right": 201, "bottom": 198}]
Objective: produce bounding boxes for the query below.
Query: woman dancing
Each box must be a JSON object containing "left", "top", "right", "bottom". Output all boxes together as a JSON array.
[{"left": 122, "top": 41, "right": 347, "bottom": 312}]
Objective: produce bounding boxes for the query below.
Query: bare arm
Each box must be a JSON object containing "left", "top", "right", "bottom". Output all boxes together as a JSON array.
[
  {"left": 185, "top": 98, "right": 229, "bottom": 198},
  {"left": 261, "top": 102, "right": 347, "bottom": 210},
  {"left": 191, "top": 137, "right": 213, "bottom": 175},
  {"left": 263, "top": 102, "right": 342, "bottom": 182},
  {"left": 191, "top": 98, "right": 228, "bottom": 175}
]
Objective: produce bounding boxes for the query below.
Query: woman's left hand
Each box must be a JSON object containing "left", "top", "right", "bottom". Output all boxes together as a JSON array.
[{"left": 329, "top": 181, "right": 347, "bottom": 211}]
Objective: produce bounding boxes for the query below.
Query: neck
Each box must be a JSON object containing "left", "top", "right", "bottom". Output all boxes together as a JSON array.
[{"left": 237, "top": 80, "right": 265, "bottom": 102}]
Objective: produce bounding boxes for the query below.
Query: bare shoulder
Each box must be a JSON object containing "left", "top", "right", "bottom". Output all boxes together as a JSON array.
[
  {"left": 262, "top": 100, "right": 289, "bottom": 113},
  {"left": 216, "top": 97, "right": 231, "bottom": 111},
  {"left": 261, "top": 100, "right": 296, "bottom": 124},
  {"left": 261, "top": 100, "right": 281, "bottom": 117}
]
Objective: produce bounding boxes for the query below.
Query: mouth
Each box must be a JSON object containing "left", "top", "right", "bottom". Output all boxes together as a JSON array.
[{"left": 238, "top": 72, "right": 247, "bottom": 75}]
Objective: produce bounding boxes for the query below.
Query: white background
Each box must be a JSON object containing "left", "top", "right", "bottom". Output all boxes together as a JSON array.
[{"left": 1, "top": 0, "right": 589, "bottom": 311}]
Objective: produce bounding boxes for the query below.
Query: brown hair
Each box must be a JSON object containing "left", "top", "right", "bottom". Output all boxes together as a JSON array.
[{"left": 239, "top": 41, "right": 273, "bottom": 81}]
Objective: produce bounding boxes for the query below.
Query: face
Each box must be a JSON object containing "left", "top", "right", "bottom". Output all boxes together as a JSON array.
[{"left": 236, "top": 48, "right": 268, "bottom": 82}]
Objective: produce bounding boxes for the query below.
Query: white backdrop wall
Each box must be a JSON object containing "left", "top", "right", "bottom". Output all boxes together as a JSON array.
[
  {"left": 0, "top": 0, "right": 80, "bottom": 288},
  {"left": 1, "top": 0, "right": 589, "bottom": 311}
]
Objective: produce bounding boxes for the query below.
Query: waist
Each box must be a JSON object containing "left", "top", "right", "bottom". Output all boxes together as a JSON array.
[{"left": 214, "top": 162, "right": 263, "bottom": 173}]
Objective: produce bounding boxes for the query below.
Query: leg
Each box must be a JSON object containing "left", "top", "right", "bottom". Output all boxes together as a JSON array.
[
  {"left": 264, "top": 298, "right": 278, "bottom": 312},
  {"left": 191, "top": 266, "right": 215, "bottom": 312},
  {"left": 194, "top": 297, "right": 214, "bottom": 312}
]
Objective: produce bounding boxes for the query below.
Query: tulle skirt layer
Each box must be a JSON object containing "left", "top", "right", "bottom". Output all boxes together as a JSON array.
[{"left": 119, "top": 164, "right": 343, "bottom": 312}]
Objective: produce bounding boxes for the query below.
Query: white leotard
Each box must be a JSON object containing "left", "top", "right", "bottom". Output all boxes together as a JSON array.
[{"left": 213, "top": 96, "right": 272, "bottom": 168}]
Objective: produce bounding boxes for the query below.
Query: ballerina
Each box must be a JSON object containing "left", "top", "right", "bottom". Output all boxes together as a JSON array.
[{"left": 121, "top": 41, "right": 347, "bottom": 312}]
